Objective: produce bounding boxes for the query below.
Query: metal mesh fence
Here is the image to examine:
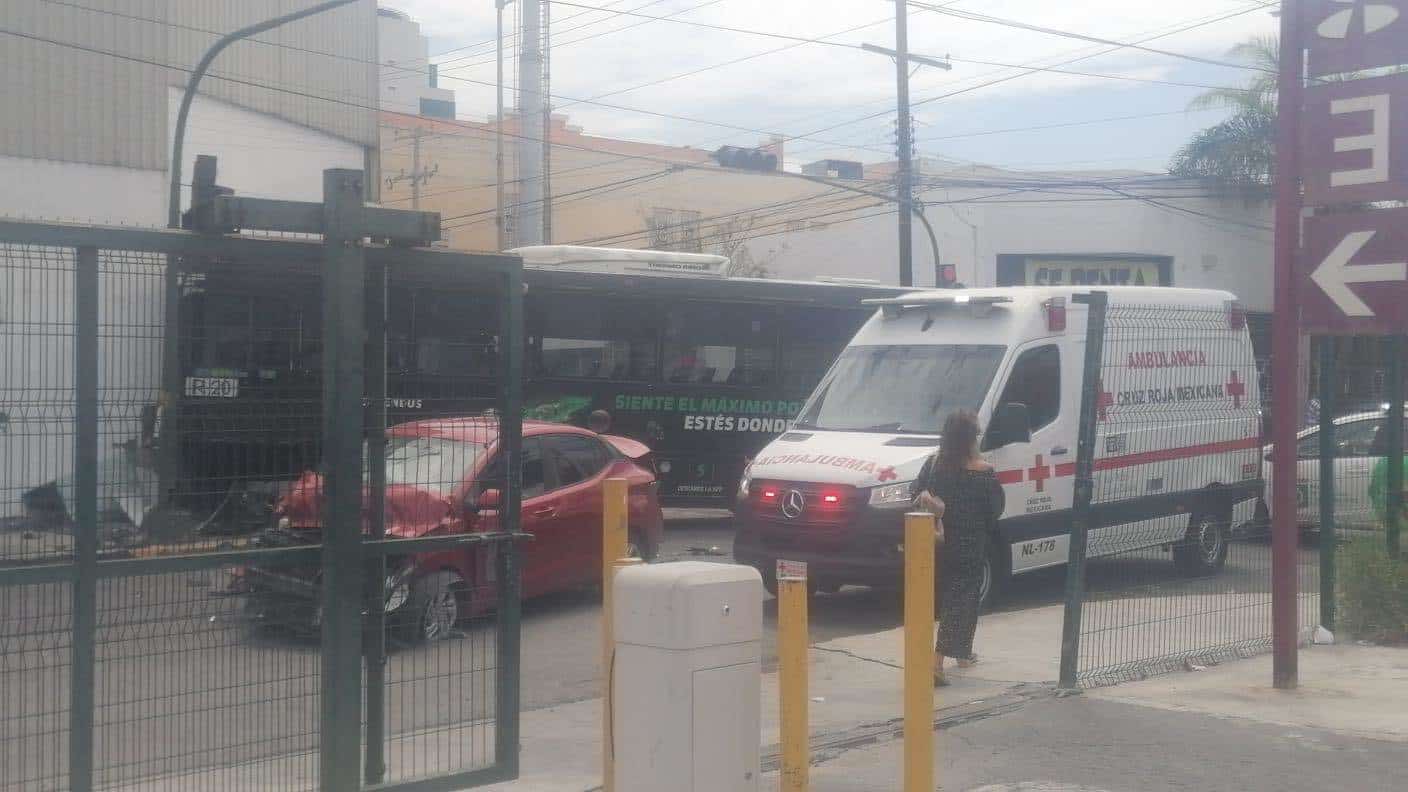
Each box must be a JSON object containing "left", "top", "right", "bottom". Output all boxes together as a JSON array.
[
  {"left": 1, "top": 213, "right": 523, "bottom": 792},
  {"left": 1070, "top": 300, "right": 1318, "bottom": 687}
]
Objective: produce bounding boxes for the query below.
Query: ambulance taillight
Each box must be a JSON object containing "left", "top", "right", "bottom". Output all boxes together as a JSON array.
[
  {"left": 1226, "top": 299, "right": 1246, "bottom": 330},
  {"left": 1044, "top": 297, "right": 1067, "bottom": 332}
]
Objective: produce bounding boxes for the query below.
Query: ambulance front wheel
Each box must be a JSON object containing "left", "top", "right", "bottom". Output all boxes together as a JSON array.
[
  {"left": 979, "top": 536, "right": 1010, "bottom": 608},
  {"left": 1174, "top": 499, "right": 1232, "bottom": 576}
]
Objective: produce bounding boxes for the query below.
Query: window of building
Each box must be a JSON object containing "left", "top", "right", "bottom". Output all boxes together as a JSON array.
[{"left": 648, "top": 207, "right": 703, "bottom": 252}]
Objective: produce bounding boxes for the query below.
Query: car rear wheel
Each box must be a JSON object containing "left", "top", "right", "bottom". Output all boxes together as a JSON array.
[
  {"left": 395, "top": 571, "right": 464, "bottom": 644},
  {"left": 1174, "top": 499, "right": 1231, "bottom": 577}
]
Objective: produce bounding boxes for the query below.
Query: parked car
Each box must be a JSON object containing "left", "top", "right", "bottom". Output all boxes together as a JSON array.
[
  {"left": 242, "top": 418, "right": 663, "bottom": 642},
  {"left": 1266, "top": 410, "right": 1406, "bottom": 533}
]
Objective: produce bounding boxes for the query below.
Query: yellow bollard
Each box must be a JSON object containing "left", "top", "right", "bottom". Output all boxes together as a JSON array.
[
  {"left": 601, "top": 478, "right": 629, "bottom": 792},
  {"left": 903, "top": 512, "right": 936, "bottom": 792},
  {"left": 777, "top": 563, "right": 809, "bottom": 792}
]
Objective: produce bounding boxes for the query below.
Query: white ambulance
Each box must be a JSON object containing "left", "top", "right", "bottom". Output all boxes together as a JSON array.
[{"left": 733, "top": 286, "right": 1265, "bottom": 602}]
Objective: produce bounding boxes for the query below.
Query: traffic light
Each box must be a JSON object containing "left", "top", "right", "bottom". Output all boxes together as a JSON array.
[{"left": 711, "top": 145, "right": 778, "bottom": 172}]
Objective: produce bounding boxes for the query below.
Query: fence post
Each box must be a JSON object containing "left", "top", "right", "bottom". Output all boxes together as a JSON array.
[
  {"left": 495, "top": 264, "right": 525, "bottom": 779},
  {"left": 69, "top": 246, "right": 99, "bottom": 792},
  {"left": 318, "top": 169, "right": 367, "bottom": 792},
  {"left": 1059, "top": 290, "right": 1109, "bottom": 691},
  {"left": 1317, "top": 340, "right": 1337, "bottom": 629},
  {"left": 777, "top": 563, "right": 809, "bottom": 792},
  {"left": 601, "top": 478, "right": 628, "bottom": 792},
  {"left": 363, "top": 260, "right": 388, "bottom": 786},
  {"left": 1387, "top": 336, "right": 1403, "bottom": 559}
]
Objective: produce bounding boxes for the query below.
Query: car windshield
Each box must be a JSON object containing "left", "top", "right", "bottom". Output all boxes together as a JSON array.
[
  {"left": 794, "top": 344, "right": 1005, "bottom": 434},
  {"left": 363, "top": 436, "right": 487, "bottom": 496}
]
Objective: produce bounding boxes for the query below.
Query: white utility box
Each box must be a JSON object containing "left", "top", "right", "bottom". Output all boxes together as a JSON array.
[{"left": 612, "top": 561, "right": 764, "bottom": 792}]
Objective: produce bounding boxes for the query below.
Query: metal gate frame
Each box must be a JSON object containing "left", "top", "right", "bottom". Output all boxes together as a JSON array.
[{"left": 0, "top": 168, "right": 525, "bottom": 791}]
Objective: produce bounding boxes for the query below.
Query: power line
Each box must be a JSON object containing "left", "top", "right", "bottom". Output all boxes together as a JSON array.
[
  {"left": 32, "top": 0, "right": 1257, "bottom": 172},
  {"left": 790, "top": 2, "right": 1269, "bottom": 142},
  {"left": 915, "top": 106, "right": 1222, "bottom": 142},
  {"left": 437, "top": 0, "right": 731, "bottom": 75},
  {"left": 907, "top": 1, "right": 1278, "bottom": 75}
]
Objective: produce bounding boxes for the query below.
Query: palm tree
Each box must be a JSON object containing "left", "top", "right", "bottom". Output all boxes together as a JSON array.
[{"left": 1168, "top": 35, "right": 1278, "bottom": 191}]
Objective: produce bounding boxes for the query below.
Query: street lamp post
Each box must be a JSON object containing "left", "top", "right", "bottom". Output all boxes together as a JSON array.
[
  {"left": 160, "top": 0, "right": 360, "bottom": 504},
  {"left": 497, "top": 0, "right": 513, "bottom": 251}
]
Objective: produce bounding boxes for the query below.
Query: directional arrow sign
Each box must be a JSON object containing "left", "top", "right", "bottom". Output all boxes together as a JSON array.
[
  {"left": 1310, "top": 230, "right": 1408, "bottom": 317},
  {"left": 1302, "top": 208, "right": 1408, "bottom": 334}
]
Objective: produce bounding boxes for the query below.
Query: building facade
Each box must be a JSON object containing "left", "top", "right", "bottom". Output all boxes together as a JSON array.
[{"left": 1, "top": 0, "right": 380, "bottom": 515}]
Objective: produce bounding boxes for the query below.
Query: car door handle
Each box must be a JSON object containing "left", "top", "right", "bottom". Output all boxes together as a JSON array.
[
  {"left": 1050, "top": 446, "right": 1069, "bottom": 457},
  {"left": 531, "top": 507, "right": 557, "bottom": 518}
]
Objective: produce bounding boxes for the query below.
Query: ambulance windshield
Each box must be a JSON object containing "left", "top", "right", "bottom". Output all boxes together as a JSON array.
[{"left": 794, "top": 344, "right": 1005, "bottom": 434}]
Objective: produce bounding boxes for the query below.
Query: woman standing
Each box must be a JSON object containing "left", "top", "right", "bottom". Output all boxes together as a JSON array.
[{"left": 915, "top": 410, "right": 1005, "bottom": 686}]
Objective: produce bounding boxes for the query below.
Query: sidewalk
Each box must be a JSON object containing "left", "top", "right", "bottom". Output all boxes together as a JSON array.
[
  {"left": 491, "top": 602, "right": 1407, "bottom": 791},
  {"left": 777, "top": 643, "right": 1407, "bottom": 792}
]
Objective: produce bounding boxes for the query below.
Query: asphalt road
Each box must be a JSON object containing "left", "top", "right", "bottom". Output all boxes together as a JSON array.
[{"left": 0, "top": 514, "right": 1320, "bottom": 790}]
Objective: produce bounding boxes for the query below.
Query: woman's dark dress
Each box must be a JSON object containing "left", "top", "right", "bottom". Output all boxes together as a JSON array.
[{"left": 920, "top": 463, "right": 1004, "bottom": 659}]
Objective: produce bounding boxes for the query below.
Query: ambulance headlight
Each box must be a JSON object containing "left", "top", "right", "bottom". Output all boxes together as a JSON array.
[{"left": 868, "top": 481, "right": 915, "bottom": 506}]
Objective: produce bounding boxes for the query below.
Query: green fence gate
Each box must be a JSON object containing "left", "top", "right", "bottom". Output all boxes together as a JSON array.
[{"left": 0, "top": 167, "right": 525, "bottom": 791}]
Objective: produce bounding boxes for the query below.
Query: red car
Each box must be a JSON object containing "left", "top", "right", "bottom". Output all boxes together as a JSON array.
[{"left": 246, "top": 418, "right": 663, "bottom": 642}]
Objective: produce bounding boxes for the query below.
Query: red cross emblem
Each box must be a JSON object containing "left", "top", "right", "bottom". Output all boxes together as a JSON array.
[
  {"left": 1027, "top": 454, "right": 1052, "bottom": 493},
  {"left": 877, "top": 466, "right": 898, "bottom": 482},
  {"left": 1225, "top": 370, "right": 1246, "bottom": 408},
  {"left": 1096, "top": 380, "right": 1115, "bottom": 422}
]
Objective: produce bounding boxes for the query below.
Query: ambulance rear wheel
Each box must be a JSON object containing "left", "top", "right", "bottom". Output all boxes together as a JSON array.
[{"left": 1174, "top": 500, "right": 1231, "bottom": 576}]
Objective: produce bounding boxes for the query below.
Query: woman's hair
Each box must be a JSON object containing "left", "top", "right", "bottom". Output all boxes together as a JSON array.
[{"left": 937, "top": 410, "right": 981, "bottom": 475}]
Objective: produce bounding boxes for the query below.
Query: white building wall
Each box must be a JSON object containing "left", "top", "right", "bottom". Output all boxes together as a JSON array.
[
  {"left": 0, "top": 97, "right": 363, "bottom": 518},
  {"left": 766, "top": 181, "right": 1274, "bottom": 313}
]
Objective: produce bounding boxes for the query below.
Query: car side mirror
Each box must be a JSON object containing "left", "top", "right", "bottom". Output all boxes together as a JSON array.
[
  {"left": 985, "top": 403, "right": 1032, "bottom": 450},
  {"left": 476, "top": 488, "right": 502, "bottom": 512}
]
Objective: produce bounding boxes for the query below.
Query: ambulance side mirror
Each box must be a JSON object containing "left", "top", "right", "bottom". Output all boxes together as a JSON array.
[{"left": 985, "top": 403, "right": 1032, "bottom": 449}]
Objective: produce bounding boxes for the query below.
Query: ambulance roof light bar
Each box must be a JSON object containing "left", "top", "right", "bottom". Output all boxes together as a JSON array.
[{"left": 862, "top": 294, "right": 1013, "bottom": 319}]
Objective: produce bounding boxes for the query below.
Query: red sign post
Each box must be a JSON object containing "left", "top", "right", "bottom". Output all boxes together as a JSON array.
[{"left": 1276, "top": 0, "right": 1408, "bottom": 689}]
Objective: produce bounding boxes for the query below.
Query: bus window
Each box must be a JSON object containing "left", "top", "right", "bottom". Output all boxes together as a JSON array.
[
  {"left": 538, "top": 294, "right": 660, "bottom": 381},
  {"left": 663, "top": 303, "right": 775, "bottom": 386},
  {"left": 412, "top": 290, "right": 498, "bottom": 378},
  {"left": 779, "top": 307, "right": 865, "bottom": 391},
  {"left": 189, "top": 293, "right": 305, "bottom": 373}
]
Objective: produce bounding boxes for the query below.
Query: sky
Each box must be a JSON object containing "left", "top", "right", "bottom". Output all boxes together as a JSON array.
[{"left": 381, "top": 0, "right": 1280, "bottom": 174}]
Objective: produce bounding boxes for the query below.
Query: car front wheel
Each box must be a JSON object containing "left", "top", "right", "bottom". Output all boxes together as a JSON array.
[{"left": 395, "top": 570, "right": 464, "bottom": 644}]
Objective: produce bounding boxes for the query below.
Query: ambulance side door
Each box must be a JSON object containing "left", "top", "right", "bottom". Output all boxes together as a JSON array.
[{"left": 984, "top": 341, "right": 1075, "bottom": 572}]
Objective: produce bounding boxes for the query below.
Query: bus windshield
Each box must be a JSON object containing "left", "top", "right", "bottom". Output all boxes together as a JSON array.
[{"left": 794, "top": 344, "right": 1006, "bottom": 434}]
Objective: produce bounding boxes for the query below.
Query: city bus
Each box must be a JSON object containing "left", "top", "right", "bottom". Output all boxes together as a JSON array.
[{"left": 173, "top": 245, "right": 908, "bottom": 514}]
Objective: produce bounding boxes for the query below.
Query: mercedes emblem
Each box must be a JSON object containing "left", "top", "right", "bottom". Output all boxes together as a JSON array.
[{"left": 781, "top": 489, "right": 806, "bottom": 519}]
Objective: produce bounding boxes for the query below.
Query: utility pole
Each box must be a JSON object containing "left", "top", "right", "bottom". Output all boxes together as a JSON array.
[
  {"left": 496, "top": 0, "right": 509, "bottom": 250},
  {"left": 894, "top": 2, "right": 915, "bottom": 287},
  {"left": 541, "top": 0, "right": 553, "bottom": 244},
  {"left": 517, "top": 0, "right": 544, "bottom": 245},
  {"left": 385, "top": 128, "right": 438, "bottom": 210}
]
